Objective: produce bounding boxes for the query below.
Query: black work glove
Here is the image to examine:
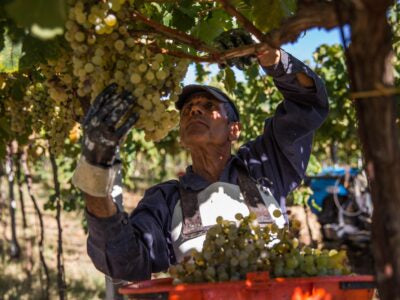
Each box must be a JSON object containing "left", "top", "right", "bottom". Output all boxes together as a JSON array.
[
  {"left": 81, "top": 83, "right": 139, "bottom": 167},
  {"left": 214, "top": 28, "right": 256, "bottom": 70}
]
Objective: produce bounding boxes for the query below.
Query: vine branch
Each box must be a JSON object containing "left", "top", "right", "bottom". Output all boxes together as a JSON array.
[
  {"left": 148, "top": 42, "right": 275, "bottom": 63},
  {"left": 49, "top": 152, "right": 66, "bottom": 300},
  {"left": 131, "top": 1, "right": 349, "bottom": 64},
  {"left": 6, "top": 144, "right": 20, "bottom": 259},
  {"left": 22, "top": 149, "right": 50, "bottom": 299},
  {"left": 142, "top": 0, "right": 214, "bottom": 2},
  {"left": 131, "top": 10, "right": 218, "bottom": 54},
  {"left": 266, "top": 1, "right": 351, "bottom": 48},
  {"left": 16, "top": 151, "right": 27, "bottom": 229},
  {"left": 147, "top": 44, "right": 214, "bottom": 62}
]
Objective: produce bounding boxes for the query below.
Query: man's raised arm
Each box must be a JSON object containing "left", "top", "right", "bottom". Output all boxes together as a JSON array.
[{"left": 238, "top": 48, "right": 329, "bottom": 208}]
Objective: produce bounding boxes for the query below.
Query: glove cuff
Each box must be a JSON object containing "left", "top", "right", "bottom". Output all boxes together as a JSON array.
[{"left": 72, "top": 156, "right": 121, "bottom": 197}]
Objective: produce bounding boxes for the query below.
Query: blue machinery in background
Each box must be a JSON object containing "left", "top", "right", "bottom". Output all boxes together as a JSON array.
[
  {"left": 305, "top": 166, "right": 372, "bottom": 245},
  {"left": 307, "top": 167, "right": 360, "bottom": 215}
]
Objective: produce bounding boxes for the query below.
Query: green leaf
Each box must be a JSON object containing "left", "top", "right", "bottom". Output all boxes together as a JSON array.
[
  {"left": 171, "top": 7, "right": 195, "bottom": 32},
  {"left": 230, "top": 0, "right": 252, "bottom": 18},
  {"left": 19, "top": 35, "right": 64, "bottom": 69},
  {"left": 224, "top": 67, "right": 236, "bottom": 93},
  {"left": 281, "top": 0, "right": 297, "bottom": 17},
  {"left": 193, "top": 10, "right": 233, "bottom": 44},
  {"left": 16, "top": 130, "right": 31, "bottom": 145},
  {"left": 10, "top": 75, "right": 29, "bottom": 100},
  {"left": 245, "top": 64, "right": 260, "bottom": 81},
  {"left": 0, "top": 23, "right": 5, "bottom": 52},
  {"left": 176, "top": 0, "right": 202, "bottom": 18},
  {"left": 195, "top": 63, "right": 211, "bottom": 83},
  {"left": 6, "top": 0, "right": 67, "bottom": 38},
  {"left": 0, "top": 117, "right": 11, "bottom": 142},
  {"left": 249, "top": 0, "right": 296, "bottom": 33},
  {"left": 44, "top": 200, "right": 56, "bottom": 211},
  {"left": 0, "top": 31, "right": 22, "bottom": 73}
]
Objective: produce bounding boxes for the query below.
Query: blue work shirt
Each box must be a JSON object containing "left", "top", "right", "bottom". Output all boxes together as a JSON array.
[{"left": 85, "top": 50, "right": 329, "bottom": 281}]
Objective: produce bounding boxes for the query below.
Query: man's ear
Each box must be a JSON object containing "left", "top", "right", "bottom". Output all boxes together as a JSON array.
[{"left": 228, "top": 122, "right": 242, "bottom": 141}]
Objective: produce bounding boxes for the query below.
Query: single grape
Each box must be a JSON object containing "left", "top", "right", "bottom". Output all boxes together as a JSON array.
[
  {"left": 104, "top": 14, "right": 117, "bottom": 27},
  {"left": 130, "top": 73, "right": 141, "bottom": 84},
  {"left": 114, "top": 40, "right": 125, "bottom": 51},
  {"left": 74, "top": 31, "right": 85, "bottom": 42}
]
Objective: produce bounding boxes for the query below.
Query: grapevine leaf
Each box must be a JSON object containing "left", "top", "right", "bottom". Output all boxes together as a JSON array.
[
  {"left": 171, "top": 7, "right": 195, "bottom": 32},
  {"left": 195, "top": 63, "right": 211, "bottom": 83},
  {"left": 0, "top": 145, "right": 5, "bottom": 159},
  {"left": 250, "top": 0, "right": 281, "bottom": 33},
  {"left": 281, "top": 0, "right": 297, "bottom": 16},
  {"left": 149, "top": 2, "right": 162, "bottom": 13},
  {"left": 0, "top": 24, "right": 5, "bottom": 52},
  {"left": 19, "top": 36, "right": 63, "bottom": 69},
  {"left": 10, "top": 75, "right": 29, "bottom": 100},
  {"left": 193, "top": 10, "right": 233, "bottom": 44},
  {"left": 163, "top": 12, "right": 173, "bottom": 26},
  {"left": 44, "top": 199, "right": 56, "bottom": 211},
  {"left": 230, "top": 0, "right": 252, "bottom": 18},
  {"left": 0, "top": 117, "right": 11, "bottom": 140},
  {"left": 0, "top": 31, "right": 22, "bottom": 73},
  {"left": 5, "top": 0, "right": 67, "bottom": 39},
  {"left": 248, "top": 0, "right": 296, "bottom": 33},
  {"left": 245, "top": 64, "right": 260, "bottom": 81},
  {"left": 16, "top": 130, "right": 31, "bottom": 146},
  {"left": 224, "top": 67, "right": 236, "bottom": 93},
  {"left": 176, "top": 0, "right": 201, "bottom": 18}
]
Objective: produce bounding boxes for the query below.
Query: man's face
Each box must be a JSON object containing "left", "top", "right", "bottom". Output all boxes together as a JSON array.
[{"left": 179, "top": 96, "right": 237, "bottom": 149}]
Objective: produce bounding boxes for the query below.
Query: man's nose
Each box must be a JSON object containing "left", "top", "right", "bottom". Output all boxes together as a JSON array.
[{"left": 189, "top": 104, "right": 203, "bottom": 116}]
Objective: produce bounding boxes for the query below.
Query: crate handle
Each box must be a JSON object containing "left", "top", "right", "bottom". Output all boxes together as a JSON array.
[{"left": 340, "top": 281, "right": 376, "bottom": 290}]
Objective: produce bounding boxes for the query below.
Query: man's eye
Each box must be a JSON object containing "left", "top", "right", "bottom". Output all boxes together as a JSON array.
[{"left": 204, "top": 102, "right": 214, "bottom": 110}]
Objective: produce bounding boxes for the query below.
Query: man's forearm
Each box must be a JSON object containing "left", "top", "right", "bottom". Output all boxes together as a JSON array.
[
  {"left": 85, "top": 193, "right": 117, "bottom": 217},
  {"left": 258, "top": 48, "right": 315, "bottom": 88}
]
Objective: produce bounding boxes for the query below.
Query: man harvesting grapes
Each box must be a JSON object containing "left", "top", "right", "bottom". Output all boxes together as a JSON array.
[{"left": 72, "top": 30, "right": 328, "bottom": 281}]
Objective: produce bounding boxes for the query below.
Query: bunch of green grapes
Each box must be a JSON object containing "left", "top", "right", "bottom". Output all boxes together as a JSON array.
[
  {"left": 169, "top": 213, "right": 351, "bottom": 284},
  {"left": 39, "top": 51, "right": 80, "bottom": 155},
  {"left": 1, "top": 75, "right": 33, "bottom": 136},
  {"left": 64, "top": 0, "right": 189, "bottom": 141},
  {"left": 4, "top": 96, "right": 31, "bottom": 135},
  {"left": 24, "top": 82, "right": 51, "bottom": 134}
]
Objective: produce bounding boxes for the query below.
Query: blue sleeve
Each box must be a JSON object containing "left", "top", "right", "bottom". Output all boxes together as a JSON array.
[
  {"left": 86, "top": 182, "right": 178, "bottom": 281},
  {"left": 237, "top": 49, "right": 329, "bottom": 203}
]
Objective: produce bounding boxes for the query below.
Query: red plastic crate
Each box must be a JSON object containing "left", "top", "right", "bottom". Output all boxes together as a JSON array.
[{"left": 119, "top": 272, "right": 375, "bottom": 300}]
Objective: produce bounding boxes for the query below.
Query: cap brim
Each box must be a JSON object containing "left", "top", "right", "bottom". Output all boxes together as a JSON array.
[{"left": 176, "top": 85, "right": 230, "bottom": 110}]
